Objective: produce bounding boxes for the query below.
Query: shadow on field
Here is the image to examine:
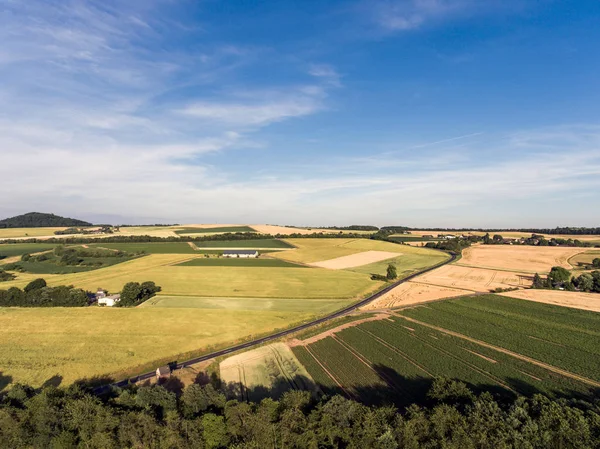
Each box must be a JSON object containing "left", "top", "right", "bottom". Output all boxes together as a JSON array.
[
  {"left": 0, "top": 372, "right": 13, "bottom": 392},
  {"left": 41, "top": 374, "right": 63, "bottom": 389},
  {"left": 219, "top": 363, "right": 600, "bottom": 411}
]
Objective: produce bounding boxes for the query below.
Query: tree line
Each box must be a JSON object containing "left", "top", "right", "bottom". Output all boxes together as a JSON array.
[
  {"left": 410, "top": 226, "right": 600, "bottom": 235},
  {"left": 483, "top": 233, "right": 598, "bottom": 248},
  {"left": 0, "top": 377, "right": 598, "bottom": 448},
  {"left": 533, "top": 266, "right": 600, "bottom": 293},
  {"left": 0, "top": 278, "right": 161, "bottom": 307}
]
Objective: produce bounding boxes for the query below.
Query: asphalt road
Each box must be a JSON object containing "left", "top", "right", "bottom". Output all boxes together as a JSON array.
[{"left": 95, "top": 251, "right": 456, "bottom": 393}]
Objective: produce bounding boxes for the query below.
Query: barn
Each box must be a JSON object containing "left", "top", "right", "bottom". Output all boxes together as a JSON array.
[{"left": 223, "top": 250, "right": 259, "bottom": 258}]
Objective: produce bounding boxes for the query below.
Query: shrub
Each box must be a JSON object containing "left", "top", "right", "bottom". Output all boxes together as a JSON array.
[{"left": 24, "top": 278, "right": 47, "bottom": 293}]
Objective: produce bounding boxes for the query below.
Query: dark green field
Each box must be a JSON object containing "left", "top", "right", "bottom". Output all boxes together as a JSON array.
[
  {"left": 88, "top": 242, "right": 198, "bottom": 254},
  {"left": 0, "top": 243, "right": 58, "bottom": 259},
  {"left": 293, "top": 295, "right": 599, "bottom": 406},
  {"left": 174, "top": 226, "right": 257, "bottom": 234},
  {"left": 176, "top": 258, "right": 305, "bottom": 268},
  {"left": 192, "top": 239, "right": 293, "bottom": 249}
]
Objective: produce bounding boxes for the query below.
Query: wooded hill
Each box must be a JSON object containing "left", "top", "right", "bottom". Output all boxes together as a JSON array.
[{"left": 0, "top": 212, "right": 92, "bottom": 228}]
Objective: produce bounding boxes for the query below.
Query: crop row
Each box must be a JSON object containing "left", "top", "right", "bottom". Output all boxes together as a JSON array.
[
  {"left": 291, "top": 346, "right": 340, "bottom": 395},
  {"left": 384, "top": 319, "right": 595, "bottom": 399},
  {"left": 398, "top": 302, "right": 600, "bottom": 382}
]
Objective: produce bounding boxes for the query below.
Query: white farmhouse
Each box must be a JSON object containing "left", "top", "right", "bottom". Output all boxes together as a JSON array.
[
  {"left": 96, "top": 289, "right": 121, "bottom": 307},
  {"left": 222, "top": 250, "right": 259, "bottom": 258}
]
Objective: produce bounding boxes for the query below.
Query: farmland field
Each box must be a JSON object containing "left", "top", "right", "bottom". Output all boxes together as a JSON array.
[
  {"left": 348, "top": 250, "right": 449, "bottom": 277},
  {"left": 273, "top": 238, "right": 417, "bottom": 264},
  {"left": 0, "top": 254, "right": 382, "bottom": 299},
  {"left": 499, "top": 289, "right": 600, "bottom": 314},
  {"left": 191, "top": 239, "right": 293, "bottom": 249},
  {"left": 174, "top": 225, "right": 256, "bottom": 235},
  {"left": 457, "top": 245, "right": 584, "bottom": 273},
  {"left": 88, "top": 242, "right": 198, "bottom": 254},
  {"left": 175, "top": 257, "right": 305, "bottom": 268},
  {"left": 219, "top": 343, "right": 315, "bottom": 401},
  {"left": 293, "top": 295, "right": 600, "bottom": 405},
  {"left": 141, "top": 296, "right": 351, "bottom": 313},
  {"left": 0, "top": 307, "right": 319, "bottom": 387},
  {"left": 569, "top": 250, "right": 600, "bottom": 268},
  {"left": 0, "top": 227, "right": 67, "bottom": 239},
  {"left": 0, "top": 243, "right": 58, "bottom": 260}
]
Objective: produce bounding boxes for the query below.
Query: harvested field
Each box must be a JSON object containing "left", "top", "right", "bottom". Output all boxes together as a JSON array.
[
  {"left": 273, "top": 239, "right": 405, "bottom": 264},
  {"left": 569, "top": 250, "right": 600, "bottom": 268},
  {"left": 499, "top": 289, "right": 600, "bottom": 313},
  {"left": 413, "top": 264, "right": 532, "bottom": 291},
  {"left": 310, "top": 250, "right": 399, "bottom": 269},
  {"left": 0, "top": 227, "right": 67, "bottom": 239},
  {"left": 174, "top": 225, "right": 256, "bottom": 235},
  {"left": 219, "top": 343, "right": 315, "bottom": 401},
  {"left": 191, "top": 239, "right": 293, "bottom": 249},
  {"left": 250, "top": 225, "right": 320, "bottom": 235},
  {"left": 362, "top": 281, "right": 470, "bottom": 310},
  {"left": 457, "top": 245, "right": 584, "bottom": 273}
]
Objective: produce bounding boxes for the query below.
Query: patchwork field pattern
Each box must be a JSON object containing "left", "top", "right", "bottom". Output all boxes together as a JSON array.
[
  {"left": 413, "top": 264, "right": 533, "bottom": 291},
  {"left": 219, "top": 343, "right": 315, "bottom": 401},
  {"left": 310, "top": 250, "right": 399, "bottom": 269},
  {"left": 293, "top": 295, "right": 600, "bottom": 406}
]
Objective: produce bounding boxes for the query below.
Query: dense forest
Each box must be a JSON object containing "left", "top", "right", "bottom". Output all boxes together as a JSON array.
[
  {"left": 0, "top": 213, "right": 92, "bottom": 228},
  {"left": 0, "top": 377, "right": 598, "bottom": 448}
]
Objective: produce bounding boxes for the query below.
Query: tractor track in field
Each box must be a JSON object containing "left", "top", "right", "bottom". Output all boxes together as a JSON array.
[
  {"left": 93, "top": 250, "right": 456, "bottom": 394},
  {"left": 393, "top": 314, "right": 600, "bottom": 388}
]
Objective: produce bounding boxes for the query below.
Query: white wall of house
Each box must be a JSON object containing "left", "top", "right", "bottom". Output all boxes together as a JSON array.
[{"left": 98, "top": 296, "right": 120, "bottom": 307}]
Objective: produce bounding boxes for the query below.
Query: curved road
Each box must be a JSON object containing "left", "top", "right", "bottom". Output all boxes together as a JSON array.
[{"left": 95, "top": 251, "right": 456, "bottom": 393}]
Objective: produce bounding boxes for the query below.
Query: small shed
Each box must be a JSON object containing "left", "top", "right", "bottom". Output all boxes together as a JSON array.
[
  {"left": 156, "top": 365, "right": 171, "bottom": 380},
  {"left": 223, "top": 250, "right": 259, "bottom": 258}
]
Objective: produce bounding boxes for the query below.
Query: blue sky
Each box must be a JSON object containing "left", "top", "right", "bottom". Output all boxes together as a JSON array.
[{"left": 1, "top": 0, "right": 599, "bottom": 227}]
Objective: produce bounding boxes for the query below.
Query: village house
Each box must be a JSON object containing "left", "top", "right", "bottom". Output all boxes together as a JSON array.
[
  {"left": 223, "top": 250, "right": 259, "bottom": 258},
  {"left": 95, "top": 289, "right": 121, "bottom": 307}
]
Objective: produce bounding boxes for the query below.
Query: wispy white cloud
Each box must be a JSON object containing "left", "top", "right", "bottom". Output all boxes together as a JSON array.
[
  {"left": 372, "top": 0, "right": 511, "bottom": 31},
  {"left": 308, "top": 64, "right": 342, "bottom": 87}
]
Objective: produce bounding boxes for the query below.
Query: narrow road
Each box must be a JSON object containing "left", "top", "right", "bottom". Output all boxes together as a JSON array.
[{"left": 94, "top": 251, "right": 456, "bottom": 394}]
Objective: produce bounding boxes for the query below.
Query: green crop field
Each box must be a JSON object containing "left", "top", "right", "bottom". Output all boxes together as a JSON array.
[
  {"left": 192, "top": 239, "right": 293, "bottom": 248},
  {"left": 0, "top": 243, "right": 58, "bottom": 259},
  {"left": 174, "top": 226, "right": 257, "bottom": 234},
  {"left": 88, "top": 242, "right": 198, "bottom": 254},
  {"left": 399, "top": 295, "right": 600, "bottom": 382},
  {"left": 293, "top": 295, "right": 599, "bottom": 406},
  {"left": 0, "top": 306, "right": 320, "bottom": 387},
  {"left": 175, "top": 257, "right": 305, "bottom": 268}
]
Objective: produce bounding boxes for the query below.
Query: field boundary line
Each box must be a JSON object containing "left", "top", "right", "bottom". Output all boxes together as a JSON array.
[
  {"left": 394, "top": 314, "right": 600, "bottom": 388},
  {"left": 304, "top": 345, "right": 352, "bottom": 398},
  {"left": 356, "top": 327, "right": 434, "bottom": 377},
  {"left": 387, "top": 322, "right": 515, "bottom": 393},
  {"left": 333, "top": 335, "right": 403, "bottom": 395}
]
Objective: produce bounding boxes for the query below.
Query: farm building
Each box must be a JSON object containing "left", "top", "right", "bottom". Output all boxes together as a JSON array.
[
  {"left": 156, "top": 366, "right": 171, "bottom": 380},
  {"left": 96, "top": 290, "right": 121, "bottom": 307},
  {"left": 223, "top": 250, "right": 259, "bottom": 258}
]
